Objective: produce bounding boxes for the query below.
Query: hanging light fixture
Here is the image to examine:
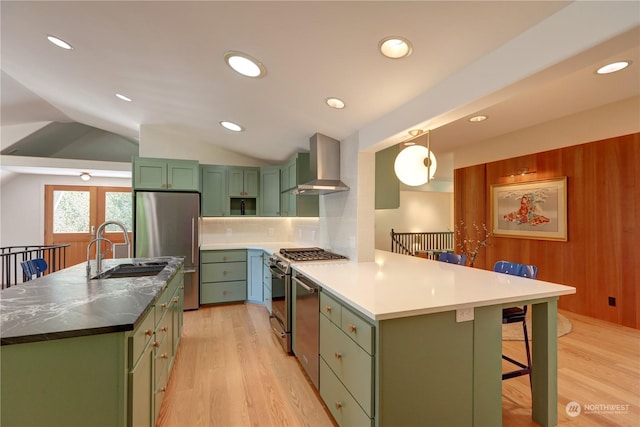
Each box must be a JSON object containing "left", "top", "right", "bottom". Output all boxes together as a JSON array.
[{"left": 394, "top": 130, "right": 437, "bottom": 186}]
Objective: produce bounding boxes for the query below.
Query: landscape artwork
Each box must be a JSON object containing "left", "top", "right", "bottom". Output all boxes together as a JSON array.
[{"left": 491, "top": 177, "right": 567, "bottom": 241}]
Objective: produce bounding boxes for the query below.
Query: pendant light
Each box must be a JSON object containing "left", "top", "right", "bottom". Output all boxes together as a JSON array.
[{"left": 394, "top": 130, "right": 437, "bottom": 186}]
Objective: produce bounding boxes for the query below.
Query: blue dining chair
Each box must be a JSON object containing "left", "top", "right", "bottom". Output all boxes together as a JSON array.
[
  {"left": 20, "top": 260, "right": 37, "bottom": 282},
  {"left": 437, "top": 252, "right": 467, "bottom": 265},
  {"left": 32, "top": 258, "right": 48, "bottom": 277},
  {"left": 494, "top": 261, "right": 538, "bottom": 388}
]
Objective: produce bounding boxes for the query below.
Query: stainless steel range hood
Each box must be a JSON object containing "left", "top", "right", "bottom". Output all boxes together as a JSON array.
[{"left": 291, "top": 133, "right": 349, "bottom": 195}]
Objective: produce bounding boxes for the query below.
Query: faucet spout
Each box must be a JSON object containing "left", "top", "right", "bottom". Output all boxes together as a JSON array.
[
  {"left": 87, "top": 237, "right": 113, "bottom": 277},
  {"left": 96, "top": 220, "right": 131, "bottom": 264}
]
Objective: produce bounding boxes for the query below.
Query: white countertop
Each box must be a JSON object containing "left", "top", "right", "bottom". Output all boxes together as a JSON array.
[
  {"left": 197, "top": 244, "right": 575, "bottom": 322},
  {"left": 293, "top": 250, "right": 576, "bottom": 321}
]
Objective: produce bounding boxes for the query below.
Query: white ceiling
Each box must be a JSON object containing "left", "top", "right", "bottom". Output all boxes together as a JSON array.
[{"left": 1, "top": 1, "right": 639, "bottom": 176}]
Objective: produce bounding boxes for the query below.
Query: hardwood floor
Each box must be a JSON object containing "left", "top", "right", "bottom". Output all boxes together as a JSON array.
[{"left": 158, "top": 304, "right": 639, "bottom": 427}]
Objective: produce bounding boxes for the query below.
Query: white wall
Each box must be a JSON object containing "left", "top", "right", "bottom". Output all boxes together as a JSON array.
[
  {"left": 375, "top": 191, "right": 454, "bottom": 251},
  {"left": 139, "top": 125, "right": 268, "bottom": 166},
  {"left": 0, "top": 174, "right": 131, "bottom": 247}
]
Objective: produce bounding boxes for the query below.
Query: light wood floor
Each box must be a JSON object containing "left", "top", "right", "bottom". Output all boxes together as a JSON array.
[{"left": 158, "top": 304, "right": 640, "bottom": 427}]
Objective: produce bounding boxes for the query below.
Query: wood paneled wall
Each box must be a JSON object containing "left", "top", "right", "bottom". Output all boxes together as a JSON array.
[{"left": 454, "top": 133, "right": 640, "bottom": 329}]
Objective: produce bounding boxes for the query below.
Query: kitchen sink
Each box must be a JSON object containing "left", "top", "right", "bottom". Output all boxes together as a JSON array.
[{"left": 92, "top": 262, "right": 168, "bottom": 280}]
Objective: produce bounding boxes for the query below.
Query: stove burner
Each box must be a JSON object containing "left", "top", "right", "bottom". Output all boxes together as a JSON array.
[{"left": 279, "top": 247, "right": 347, "bottom": 262}]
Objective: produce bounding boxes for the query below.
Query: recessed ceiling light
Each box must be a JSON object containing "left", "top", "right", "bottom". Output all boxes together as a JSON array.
[
  {"left": 115, "top": 93, "right": 132, "bottom": 102},
  {"left": 220, "top": 121, "right": 244, "bottom": 132},
  {"left": 224, "top": 51, "right": 266, "bottom": 78},
  {"left": 47, "top": 35, "right": 73, "bottom": 50},
  {"left": 468, "top": 115, "right": 488, "bottom": 123},
  {"left": 379, "top": 36, "right": 413, "bottom": 59},
  {"left": 325, "top": 97, "right": 345, "bottom": 109},
  {"left": 596, "top": 61, "right": 631, "bottom": 74}
]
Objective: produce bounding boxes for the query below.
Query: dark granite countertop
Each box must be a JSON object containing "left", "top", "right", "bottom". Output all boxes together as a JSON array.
[{"left": 0, "top": 257, "right": 184, "bottom": 345}]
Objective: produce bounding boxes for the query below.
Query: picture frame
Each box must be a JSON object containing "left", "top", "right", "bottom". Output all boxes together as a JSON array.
[{"left": 490, "top": 177, "right": 567, "bottom": 241}]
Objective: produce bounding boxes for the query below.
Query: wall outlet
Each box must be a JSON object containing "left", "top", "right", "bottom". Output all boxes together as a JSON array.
[
  {"left": 226, "top": 228, "right": 232, "bottom": 237},
  {"left": 268, "top": 227, "right": 274, "bottom": 237},
  {"left": 608, "top": 296, "right": 616, "bottom": 307},
  {"left": 456, "top": 307, "right": 474, "bottom": 322},
  {"left": 311, "top": 230, "right": 316, "bottom": 241}
]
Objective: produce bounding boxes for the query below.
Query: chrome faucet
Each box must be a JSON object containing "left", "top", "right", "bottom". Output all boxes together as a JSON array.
[
  {"left": 90, "top": 220, "right": 131, "bottom": 277},
  {"left": 87, "top": 237, "right": 113, "bottom": 277}
]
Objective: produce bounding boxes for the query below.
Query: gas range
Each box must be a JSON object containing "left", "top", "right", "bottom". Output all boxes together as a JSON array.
[{"left": 270, "top": 247, "right": 348, "bottom": 273}]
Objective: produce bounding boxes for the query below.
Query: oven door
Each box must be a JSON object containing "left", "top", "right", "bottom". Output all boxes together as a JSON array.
[{"left": 269, "top": 263, "right": 291, "bottom": 353}]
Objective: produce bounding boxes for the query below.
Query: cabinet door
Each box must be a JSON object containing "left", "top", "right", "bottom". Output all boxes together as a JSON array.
[
  {"left": 243, "top": 169, "right": 259, "bottom": 197},
  {"left": 247, "top": 250, "right": 264, "bottom": 303},
  {"left": 167, "top": 160, "right": 199, "bottom": 191},
  {"left": 260, "top": 166, "right": 280, "bottom": 216},
  {"left": 129, "top": 343, "right": 154, "bottom": 427},
  {"left": 228, "top": 168, "right": 245, "bottom": 196},
  {"left": 201, "top": 165, "right": 229, "bottom": 216},
  {"left": 280, "top": 166, "right": 290, "bottom": 216},
  {"left": 134, "top": 158, "right": 167, "bottom": 190}
]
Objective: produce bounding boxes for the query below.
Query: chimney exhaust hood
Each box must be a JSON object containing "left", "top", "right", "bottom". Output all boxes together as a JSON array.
[{"left": 291, "top": 133, "right": 349, "bottom": 195}]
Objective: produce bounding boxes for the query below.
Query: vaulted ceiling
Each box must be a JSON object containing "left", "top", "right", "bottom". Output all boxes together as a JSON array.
[{"left": 1, "top": 1, "right": 639, "bottom": 175}]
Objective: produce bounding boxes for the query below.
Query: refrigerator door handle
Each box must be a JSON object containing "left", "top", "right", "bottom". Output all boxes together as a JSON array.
[
  {"left": 191, "top": 217, "right": 195, "bottom": 265},
  {"left": 184, "top": 266, "right": 197, "bottom": 274}
]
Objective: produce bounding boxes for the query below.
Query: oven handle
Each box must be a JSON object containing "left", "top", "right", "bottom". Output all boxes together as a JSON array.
[
  {"left": 269, "top": 265, "right": 286, "bottom": 279},
  {"left": 292, "top": 275, "right": 316, "bottom": 294}
]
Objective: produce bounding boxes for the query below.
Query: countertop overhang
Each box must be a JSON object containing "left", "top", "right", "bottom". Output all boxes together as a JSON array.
[
  {"left": 292, "top": 250, "right": 576, "bottom": 321},
  {"left": 0, "top": 256, "right": 184, "bottom": 345}
]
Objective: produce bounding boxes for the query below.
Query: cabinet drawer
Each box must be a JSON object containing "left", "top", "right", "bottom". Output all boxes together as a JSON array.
[
  {"left": 341, "top": 308, "right": 374, "bottom": 355},
  {"left": 320, "top": 359, "right": 372, "bottom": 427},
  {"left": 320, "top": 291, "right": 342, "bottom": 325},
  {"left": 320, "top": 315, "right": 374, "bottom": 417},
  {"left": 154, "top": 326, "right": 171, "bottom": 387},
  {"left": 129, "top": 307, "right": 155, "bottom": 368},
  {"left": 202, "top": 261, "right": 247, "bottom": 282},
  {"left": 201, "top": 281, "right": 247, "bottom": 304},
  {"left": 201, "top": 250, "right": 246, "bottom": 263}
]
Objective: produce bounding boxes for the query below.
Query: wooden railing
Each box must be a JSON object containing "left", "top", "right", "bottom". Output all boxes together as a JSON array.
[
  {"left": 390, "top": 230, "right": 454, "bottom": 259},
  {"left": 1, "top": 244, "right": 70, "bottom": 289}
]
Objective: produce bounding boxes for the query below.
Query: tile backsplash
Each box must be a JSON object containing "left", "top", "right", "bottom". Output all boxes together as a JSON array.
[{"left": 200, "top": 217, "right": 321, "bottom": 246}]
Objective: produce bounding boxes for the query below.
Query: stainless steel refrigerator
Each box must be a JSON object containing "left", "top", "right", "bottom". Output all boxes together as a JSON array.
[{"left": 135, "top": 191, "right": 200, "bottom": 310}]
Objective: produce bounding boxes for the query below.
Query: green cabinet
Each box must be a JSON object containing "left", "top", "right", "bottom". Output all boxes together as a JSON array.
[
  {"left": 133, "top": 157, "right": 199, "bottom": 191},
  {"left": 201, "top": 165, "right": 229, "bottom": 216},
  {"left": 0, "top": 268, "right": 185, "bottom": 427},
  {"left": 200, "top": 250, "right": 247, "bottom": 304},
  {"left": 228, "top": 167, "right": 259, "bottom": 216},
  {"left": 247, "top": 250, "right": 264, "bottom": 303},
  {"left": 319, "top": 290, "right": 375, "bottom": 427},
  {"left": 375, "top": 145, "right": 400, "bottom": 209},
  {"left": 280, "top": 153, "right": 319, "bottom": 217},
  {"left": 260, "top": 166, "right": 281, "bottom": 216},
  {"left": 228, "top": 167, "right": 259, "bottom": 197}
]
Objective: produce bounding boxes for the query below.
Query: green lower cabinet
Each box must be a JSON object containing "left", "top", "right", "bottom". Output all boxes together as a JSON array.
[
  {"left": 129, "top": 342, "right": 154, "bottom": 427},
  {"left": 200, "top": 250, "right": 247, "bottom": 304},
  {"left": 247, "top": 250, "right": 264, "bottom": 303},
  {"left": 320, "top": 359, "right": 373, "bottom": 427},
  {"left": 0, "top": 270, "right": 185, "bottom": 427}
]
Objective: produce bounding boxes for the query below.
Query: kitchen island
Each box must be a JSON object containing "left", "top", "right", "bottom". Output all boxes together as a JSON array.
[
  {"left": 0, "top": 256, "right": 185, "bottom": 427},
  {"left": 293, "top": 250, "right": 576, "bottom": 427}
]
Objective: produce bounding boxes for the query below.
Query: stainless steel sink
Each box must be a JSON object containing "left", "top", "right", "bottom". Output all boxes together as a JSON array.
[{"left": 92, "top": 262, "right": 168, "bottom": 280}]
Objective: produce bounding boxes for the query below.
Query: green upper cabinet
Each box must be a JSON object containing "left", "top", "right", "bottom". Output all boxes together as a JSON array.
[
  {"left": 228, "top": 167, "right": 259, "bottom": 197},
  {"left": 280, "top": 153, "right": 318, "bottom": 217},
  {"left": 375, "top": 145, "right": 400, "bottom": 209},
  {"left": 260, "top": 166, "right": 281, "bottom": 217},
  {"left": 201, "top": 165, "right": 229, "bottom": 217},
  {"left": 133, "top": 157, "right": 199, "bottom": 191}
]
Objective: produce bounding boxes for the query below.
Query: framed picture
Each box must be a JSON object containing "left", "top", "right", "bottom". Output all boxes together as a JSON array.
[{"left": 490, "top": 177, "right": 567, "bottom": 241}]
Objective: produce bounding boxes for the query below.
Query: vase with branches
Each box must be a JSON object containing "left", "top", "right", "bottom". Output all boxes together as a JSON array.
[{"left": 455, "top": 221, "right": 492, "bottom": 267}]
